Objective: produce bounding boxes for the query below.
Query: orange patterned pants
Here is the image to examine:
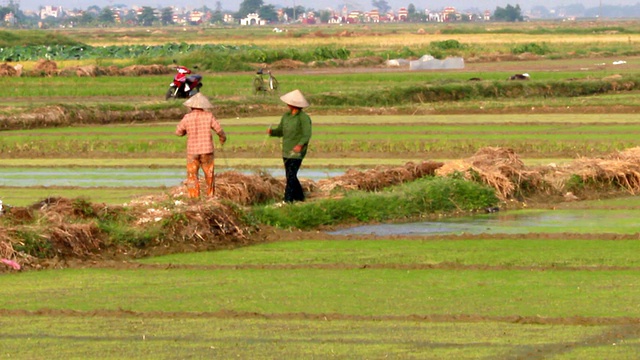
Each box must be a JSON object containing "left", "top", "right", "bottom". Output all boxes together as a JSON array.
[{"left": 185, "top": 153, "right": 215, "bottom": 198}]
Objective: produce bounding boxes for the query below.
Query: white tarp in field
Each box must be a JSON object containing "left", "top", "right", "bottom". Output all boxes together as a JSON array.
[
  {"left": 409, "top": 55, "right": 465, "bottom": 70},
  {"left": 385, "top": 58, "right": 410, "bottom": 67}
]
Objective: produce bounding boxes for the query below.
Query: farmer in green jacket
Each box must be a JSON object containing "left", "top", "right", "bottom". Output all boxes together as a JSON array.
[{"left": 268, "top": 89, "right": 312, "bottom": 203}]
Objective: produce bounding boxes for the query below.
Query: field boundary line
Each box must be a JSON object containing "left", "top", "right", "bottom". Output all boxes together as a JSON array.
[{"left": 2, "top": 309, "right": 640, "bottom": 326}]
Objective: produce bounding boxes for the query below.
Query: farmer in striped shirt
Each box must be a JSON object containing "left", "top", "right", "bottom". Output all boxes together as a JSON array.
[{"left": 176, "top": 93, "right": 227, "bottom": 199}]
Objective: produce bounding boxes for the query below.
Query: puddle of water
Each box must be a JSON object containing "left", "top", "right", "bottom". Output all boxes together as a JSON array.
[
  {"left": 329, "top": 210, "right": 640, "bottom": 236},
  {"left": 0, "top": 168, "right": 345, "bottom": 187}
]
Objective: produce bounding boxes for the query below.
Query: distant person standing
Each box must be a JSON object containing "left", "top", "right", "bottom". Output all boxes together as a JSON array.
[
  {"left": 175, "top": 93, "right": 227, "bottom": 199},
  {"left": 268, "top": 89, "right": 312, "bottom": 203}
]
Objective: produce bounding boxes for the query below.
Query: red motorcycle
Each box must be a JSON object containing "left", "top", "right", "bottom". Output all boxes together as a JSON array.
[{"left": 165, "top": 65, "right": 203, "bottom": 100}]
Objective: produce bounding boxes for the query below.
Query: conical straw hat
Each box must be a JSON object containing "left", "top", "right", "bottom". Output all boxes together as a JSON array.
[
  {"left": 183, "top": 93, "right": 213, "bottom": 109},
  {"left": 280, "top": 89, "right": 310, "bottom": 108}
]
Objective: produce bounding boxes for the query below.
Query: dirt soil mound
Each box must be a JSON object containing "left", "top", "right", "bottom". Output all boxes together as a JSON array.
[
  {"left": 270, "top": 59, "right": 306, "bottom": 70},
  {"left": 10, "top": 60, "right": 173, "bottom": 77}
]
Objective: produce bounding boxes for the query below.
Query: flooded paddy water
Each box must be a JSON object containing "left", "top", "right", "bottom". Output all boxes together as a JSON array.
[
  {"left": 0, "top": 167, "right": 345, "bottom": 187},
  {"left": 330, "top": 208, "right": 640, "bottom": 236}
]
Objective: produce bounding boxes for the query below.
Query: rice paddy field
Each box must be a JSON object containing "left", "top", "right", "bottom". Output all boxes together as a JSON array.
[{"left": 2, "top": 22, "right": 640, "bottom": 359}]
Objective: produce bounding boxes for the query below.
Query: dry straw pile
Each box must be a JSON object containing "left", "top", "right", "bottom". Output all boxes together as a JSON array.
[
  {"left": 0, "top": 195, "right": 257, "bottom": 271},
  {"left": 0, "top": 63, "right": 21, "bottom": 76},
  {"left": 436, "top": 146, "right": 640, "bottom": 200},
  {"left": 436, "top": 147, "right": 542, "bottom": 200},
  {"left": 542, "top": 146, "right": 640, "bottom": 194},
  {"left": 317, "top": 161, "right": 444, "bottom": 193},
  {"left": 169, "top": 171, "right": 315, "bottom": 205}
]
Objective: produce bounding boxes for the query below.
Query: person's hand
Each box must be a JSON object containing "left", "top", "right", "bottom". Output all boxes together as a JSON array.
[
  {"left": 293, "top": 144, "right": 303, "bottom": 153},
  {"left": 220, "top": 136, "right": 227, "bottom": 145},
  {"left": 267, "top": 127, "right": 272, "bottom": 135}
]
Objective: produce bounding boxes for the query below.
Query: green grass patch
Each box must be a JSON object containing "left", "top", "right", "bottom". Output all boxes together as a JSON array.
[
  {"left": 0, "top": 316, "right": 615, "bottom": 360},
  {"left": 556, "top": 195, "right": 640, "bottom": 210},
  {"left": 0, "top": 267, "right": 638, "bottom": 317},
  {"left": 139, "top": 238, "right": 640, "bottom": 268},
  {"left": 3, "top": 70, "right": 640, "bottom": 104},
  {"left": 251, "top": 176, "right": 498, "bottom": 229},
  {"left": 0, "top": 187, "right": 168, "bottom": 207},
  {"left": 0, "top": 30, "right": 82, "bottom": 47}
]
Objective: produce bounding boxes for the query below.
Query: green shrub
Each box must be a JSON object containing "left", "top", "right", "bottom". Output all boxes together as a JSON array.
[
  {"left": 511, "top": 42, "right": 551, "bottom": 55},
  {"left": 72, "top": 197, "right": 96, "bottom": 217},
  {"left": 97, "top": 220, "right": 159, "bottom": 248},
  {"left": 313, "top": 46, "right": 350, "bottom": 61},
  {"left": 430, "top": 39, "right": 465, "bottom": 51},
  {"left": 13, "top": 230, "right": 54, "bottom": 258}
]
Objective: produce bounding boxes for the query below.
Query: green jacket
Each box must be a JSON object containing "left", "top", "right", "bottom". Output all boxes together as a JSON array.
[{"left": 270, "top": 110, "right": 312, "bottom": 159}]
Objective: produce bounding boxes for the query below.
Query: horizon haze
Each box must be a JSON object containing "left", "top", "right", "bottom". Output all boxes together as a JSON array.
[{"left": 13, "top": 0, "right": 633, "bottom": 14}]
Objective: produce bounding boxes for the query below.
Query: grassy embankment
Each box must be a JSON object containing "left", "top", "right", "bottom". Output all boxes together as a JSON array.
[{"left": 2, "top": 67, "right": 640, "bottom": 121}]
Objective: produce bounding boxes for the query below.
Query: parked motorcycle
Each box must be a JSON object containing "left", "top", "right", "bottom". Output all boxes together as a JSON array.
[{"left": 165, "top": 65, "right": 202, "bottom": 100}]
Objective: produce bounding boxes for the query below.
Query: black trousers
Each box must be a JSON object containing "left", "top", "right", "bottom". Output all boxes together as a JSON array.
[{"left": 283, "top": 157, "right": 305, "bottom": 202}]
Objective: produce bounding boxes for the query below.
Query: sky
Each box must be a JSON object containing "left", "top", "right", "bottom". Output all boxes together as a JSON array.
[{"left": 15, "top": 0, "right": 638, "bottom": 13}]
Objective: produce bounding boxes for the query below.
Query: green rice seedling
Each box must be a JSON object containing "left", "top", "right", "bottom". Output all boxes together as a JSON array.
[
  {"left": 1, "top": 267, "right": 639, "bottom": 318},
  {"left": 143, "top": 237, "right": 640, "bottom": 268},
  {"left": 0, "top": 316, "right": 623, "bottom": 359},
  {"left": 0, "top": 187, "right": 169, "bottom": 207},
  {"left": 4, "top": 113, "right": 640, "bottom": 159}
]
